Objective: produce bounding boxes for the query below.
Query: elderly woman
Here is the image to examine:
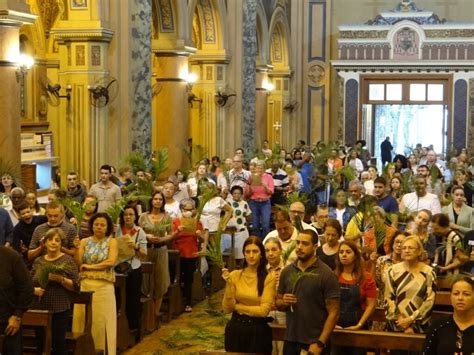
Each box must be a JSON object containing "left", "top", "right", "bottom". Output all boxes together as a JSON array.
[
  {"left": 32, "top": 228, "right": 79, "bottom": 354},
  {"left": 316, "top": 219, "right": 342, "bottom": 270},
  {"left": 385, "top": 236, "right": 437, "bottom": 335},
  {"left": 74, "top": 212, "right": 118, "bottom": 355},
  {"left": 442, "top": 185, "right": 473, "bottom": 237},
  {"left": 244, "top": 160, "right": 274, "bottom": 238},
  {"left": 423, "top": 276, "right": 474, "bottom": 354}
]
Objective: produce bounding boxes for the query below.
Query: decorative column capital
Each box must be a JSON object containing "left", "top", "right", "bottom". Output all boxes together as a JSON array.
[{"left": 50, "top": 28, "right": 114, "bottom": 43}]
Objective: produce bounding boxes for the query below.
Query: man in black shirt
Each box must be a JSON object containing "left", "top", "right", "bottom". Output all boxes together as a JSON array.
[
  {"left": 12, "top": 201, "right": 47, "bottom": 267},
  {"left": 0, "top": 245, "right": 34, "bottom": 354}
]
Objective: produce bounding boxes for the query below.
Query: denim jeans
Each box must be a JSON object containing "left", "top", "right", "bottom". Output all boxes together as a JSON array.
[{"left": 249, "top": 199, "right": 272, "bottom": 238}]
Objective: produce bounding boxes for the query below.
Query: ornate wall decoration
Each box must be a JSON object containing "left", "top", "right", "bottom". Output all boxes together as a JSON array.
[
  {"left": 198, "top": 0, "right": 216, "bottom": 43},
  {"left": 469, "top": 79, "right": 474, "bottom": 153},
  {"left": 307, "top": 63, "right": 325, "bottom": 87},
  {"left": 393, "top": 27, "right": 419, "bottom": 60},
  {"left": 76, "top": 45, "right": 85, "bottom": 65},
  {"left": 91, "top": 45, "right": 101, "bottom": 66},
  {"left": 425, "top": 29, "right": 474, "bottom": 38},
  {"left": 38, "top": 0, "right": 60, "bottom": 36},
  {"left": 271, "top": 26, "right": 283, "bottom": 63},
  {"left": 339, "top": 30, "right": 388, "bottom": 39},
  {"left": 453, "top": 80, "right": 468, "bottom": 150},
  {"left": 157, "top": 0, "right": 174, "bottom": 32}
]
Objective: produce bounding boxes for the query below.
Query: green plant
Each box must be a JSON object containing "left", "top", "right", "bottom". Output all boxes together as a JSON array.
[
  {"left": 36, "top": 262, "right": 67, "bottom": 288},
  {"left": 119, "top": 151, "right": 147, "bottom": 173},
  {"left": 151, "top": 147, "right": 169, "bottom": 180},
  {"left": 289, "top": 269, "right": 316, "bottom": 311},
  {"left": 149, "top": 217, "right": 172, "bottom": 237},
  {"left": 59, "top": 198, "right": 94, "bottom": 227},
  {"left": 281, "top": 241, "right": 296, "bottom": 265}
]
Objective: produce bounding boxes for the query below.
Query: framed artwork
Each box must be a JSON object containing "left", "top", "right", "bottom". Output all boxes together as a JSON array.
[{"left": 71, "top": 0, "right": 88, "bottom": 9}]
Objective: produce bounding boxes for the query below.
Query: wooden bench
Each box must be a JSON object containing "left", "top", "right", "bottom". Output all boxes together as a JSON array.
[
  {"left": 192, "top": 256, "right": 205, "bottom": 303},
  {"left": 66, "top": 291, "right": 95, "bottom": 355},
  {"left": 222, "top": 227, "right": 237, "bottom": 271},
  {"left": 115, "top": 273, "right": 134, "bottom": 350},
  {"left": 161, "top": 250, "right": 182, "bottom": 322},
  {"left": 270, "top": 324, "right": 425, "bottom": 352},
  {"left": 22, "top": 309, "right": 53, "bottom": 355},
  {"left": 435, "top": 291, "right": 451, "bottom": 306},
  {"left": 140, "top": 261, "right": 156, "bottom": 336}
]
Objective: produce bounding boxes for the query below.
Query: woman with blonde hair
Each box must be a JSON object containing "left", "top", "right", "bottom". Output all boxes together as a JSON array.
[{"left": 385, "top": 236, "right": 437, "bottom": 335}]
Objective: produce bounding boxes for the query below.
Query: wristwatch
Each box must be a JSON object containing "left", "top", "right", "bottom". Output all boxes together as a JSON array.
[{"left": 315, "top": 339, "right": 326, "bottom": 349}]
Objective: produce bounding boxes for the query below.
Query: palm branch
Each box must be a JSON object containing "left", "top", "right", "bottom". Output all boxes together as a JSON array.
[
  {"left": 335, "top": 165, "right": 357, "bottom": 182},
  {"left": 36, "top": 262, "right": 67, "bottom": 288},
  {"left": 289, "top": 269, "right": 316, "bottom": 311},
  {"left": 195, "top": 183, "right": 218, "bottom": 222},
  {"left": 281, "top": 241, "right": 296, "bottom": 265},
  {"left": 59, "top": 197, "right": 93, "bottom": 227},
  {"left": 201, "top": 217, "right": 227, "bottom": 269},
  {"left": 0, "top": 158, "right": 22, "bottom": 187},
  {"left": 149, "top": 217, "right": 172, "bottom": 237},
  {"left": 151, "top": 147, "right": 169, "bottom": 180},
  {"left": 119, "top": 151, "right": 147, "bottom": 173},
  {"left": 104, "top": 194, "right": 140, "bottom": 223},
  {"left": 286, "top": 192, "right": 309, "bottom": 206}
]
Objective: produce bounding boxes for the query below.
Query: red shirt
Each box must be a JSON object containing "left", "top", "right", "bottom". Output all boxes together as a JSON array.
[
  {"left": 172, "top": 218, "right": 203, "bottom": 258},
  {"left": 338, "top": 272, "right": 376, "bottom": 309}
]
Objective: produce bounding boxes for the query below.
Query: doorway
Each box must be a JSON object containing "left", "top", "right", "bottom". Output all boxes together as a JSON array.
[
  {"left": 365, "top": 104, "right": 448, "bottom": 169},
  {"left": 360, "top": 76, "right": 451, "bottom": 168}
]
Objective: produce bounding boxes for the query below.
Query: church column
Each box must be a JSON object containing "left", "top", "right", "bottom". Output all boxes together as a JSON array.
[
  {"left": 241, "top": 0, "right": 258, "bottom": 155},
  {"left": 152, "top": 53, "right": 190, "bottom": 173},
  {"left": 0, "top": 2, "right": 35, "bottom": 170},
  {"left": 130, "top": 0, "right": 152, "bottom": 159}
]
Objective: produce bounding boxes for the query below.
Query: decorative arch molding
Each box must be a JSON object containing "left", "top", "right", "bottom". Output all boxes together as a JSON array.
[
  {"left": 256, "top": 0, "right": 270, "bottom": 68},
  {"left": 187, "top": 0, "right": 227, "bottom": 51},
  {"left": 268, "top": 6, "right": 290, "bottom": 69}
]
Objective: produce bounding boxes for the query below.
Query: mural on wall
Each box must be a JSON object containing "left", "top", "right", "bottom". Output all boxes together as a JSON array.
[
  {"left": 76, "top": 45, "right": 85, "bottom": 65},
  {"left": 158, "top": 0, "right": 174, "bottom": 32},
  {"left": 198, "top": 0, "right": 216, "bottom": 43}
]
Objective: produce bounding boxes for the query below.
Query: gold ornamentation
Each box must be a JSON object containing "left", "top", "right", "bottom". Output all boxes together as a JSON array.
[
  {"left": 38, "top": 0, "right": 60, "bottom": 36},
  {"left": 199, "top": 0, "right": 216, "bottom": 43},
  {"left": 339, "top": 30, "right": 388, "bottom": 39},
  {"left": 425, "top": 29, "right": 474, "bottom": 38},
  {"left": 91, "top": 45, "right": 101, "bottom": 66},
  {"left": 158, "top": 0, "right": 174, "bottom": 32},
  {"left": 271, "top": 27, "right": 283, "bottom": 63},
  {"left": 76, "top": 45, "right": 85, "bottom": 66}
]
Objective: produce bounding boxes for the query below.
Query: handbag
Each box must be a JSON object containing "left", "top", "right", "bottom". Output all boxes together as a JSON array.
[{"left": 114, "top": 261, "right": 133, "bottom": 275}]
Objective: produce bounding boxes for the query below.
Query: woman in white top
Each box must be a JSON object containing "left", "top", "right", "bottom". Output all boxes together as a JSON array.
[
  {"left": 346, "top": 149, "right": 364, "bottom": 176},
  {"left": 200, "top": 181, "right": 233, "bottom": 233},
  {"left": 188, "top": 164, "right": 215, "bottom": 198}
]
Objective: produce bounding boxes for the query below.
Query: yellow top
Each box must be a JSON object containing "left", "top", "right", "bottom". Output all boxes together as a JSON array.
[{"left": 222, "top": 269, "right": 276, "bottom": 317}]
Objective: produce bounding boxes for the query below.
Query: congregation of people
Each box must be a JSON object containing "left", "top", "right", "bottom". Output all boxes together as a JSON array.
[{"left": 0, "top": 138, "right": 473, "bottom": 354}]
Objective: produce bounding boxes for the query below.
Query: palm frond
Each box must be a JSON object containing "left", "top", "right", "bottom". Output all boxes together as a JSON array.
[
  {"left": 281, "top": 241, "right": 296, "bottom": 265},
  {"left": 59, "top": 198, "right": 92, "bottom": 227},
  {"left": 104, "top": 195, "right": 135, "bottom": 223},
  {"left": 0, "top": 158, "right": 22, "bottom": 187},
  {"left": 286, "top": 192, "right": 308, "bottom": 206},
  {"left": 36, "top": 262, "right": 67, "bottom": 288},
  {"left": 149, "top": 217, "right": 172, "bottom": 237},
  {"left": 195, "top": 183, "right": 218, "bottom": 222},
  {"left": 151, "top": 147, "right": 169, "bottom": 180},
  {"left": 119, "top": 151, "right": 147, "bottom": 173},
  {"left": 335, "top": 165, "right": 357, "bottom": 182}
]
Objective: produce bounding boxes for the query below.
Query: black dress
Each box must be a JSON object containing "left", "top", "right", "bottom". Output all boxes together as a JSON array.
[
  {"left": 316, "top": 247, "right": 337, "bottom": 270},
  {"left": 423, "top": 315, "right": 474, "bottom": 355}
]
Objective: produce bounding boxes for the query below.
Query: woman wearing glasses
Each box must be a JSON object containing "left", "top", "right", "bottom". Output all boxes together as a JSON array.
[
  {"left": 384, "top": 236, "right": 437, "bottom": 336},
  {"left": 423, "top": 276, "right": 474, "bottom": 355}
]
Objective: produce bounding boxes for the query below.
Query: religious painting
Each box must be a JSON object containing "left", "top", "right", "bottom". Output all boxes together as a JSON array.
[{"left": 71, "top": 0, "right": 88, "bottom": 9}]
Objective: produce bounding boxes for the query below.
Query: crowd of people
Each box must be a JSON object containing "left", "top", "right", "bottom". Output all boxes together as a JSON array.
[{"left": 0, "top": 138, "right": 472, "bottom": 354}]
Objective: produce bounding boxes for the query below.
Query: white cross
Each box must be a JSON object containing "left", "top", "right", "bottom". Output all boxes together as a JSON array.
[{"left": 273, "top": 122, "right": 282, "bottom": 131}]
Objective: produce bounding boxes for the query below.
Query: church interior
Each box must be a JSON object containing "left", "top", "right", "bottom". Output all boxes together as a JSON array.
[{"left": 0, "top": 0, "right": 473, "bottom": 354}]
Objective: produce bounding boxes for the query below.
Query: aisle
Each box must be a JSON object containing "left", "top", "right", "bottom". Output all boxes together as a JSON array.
[{"left": 124, "top": 290, "right": 227, "bottom": 354}]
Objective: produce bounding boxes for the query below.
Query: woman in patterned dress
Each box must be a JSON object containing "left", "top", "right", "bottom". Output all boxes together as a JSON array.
[
  {"left": 74, "top": 212, "right": 118, "bottom": 355},
  {"left": 384, "top": 236, "right": 437, "bottom": 336}
]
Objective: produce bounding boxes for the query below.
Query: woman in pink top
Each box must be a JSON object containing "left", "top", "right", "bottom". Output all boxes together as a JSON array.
[{"left": 244, "top": 160, "right": 274, "bottom": 238}]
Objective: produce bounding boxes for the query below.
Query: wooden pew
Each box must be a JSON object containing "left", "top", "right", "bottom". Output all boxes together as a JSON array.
[
  {"left": 115, "top": 273, "right": 134, "bottom": 351},
  {"left": 270, "top": 324, "right": 425, "bottom": 352},
  {"left": 66, "top": 291, "right": 95, "bottom": 355},
  {"left": 161, "top": 250, "right": 183, "bottom": 322},
  {"left": 435, "top": 291, "right": 451, "bottom": 306},
  {"left": 222, "top": 227, "right": 237, "bottom": 271},
  {"left": 22, "top": 309, "right": 53, "bottom": 355},
  {"left": 140, "top": 261, "right": 156, "bottom": 336}
]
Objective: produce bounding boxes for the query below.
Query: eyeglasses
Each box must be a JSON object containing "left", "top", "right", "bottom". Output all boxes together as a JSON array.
[{"left": 402, "top": 246, "right": 419, "bottom": 251}]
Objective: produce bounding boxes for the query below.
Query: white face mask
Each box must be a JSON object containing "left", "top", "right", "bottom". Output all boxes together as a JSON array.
[{"left": 182, "top": 211, "right": 193, "bottom": 218}]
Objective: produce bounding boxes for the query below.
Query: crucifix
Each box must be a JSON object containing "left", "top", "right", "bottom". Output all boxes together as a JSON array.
[{"left": 273, "top": 121, "right": 282, "bottom": 131}]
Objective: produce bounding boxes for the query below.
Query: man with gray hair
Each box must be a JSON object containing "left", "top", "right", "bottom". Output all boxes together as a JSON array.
[
  {"left": 347, "top": 180, "right": 364, "bottom": 207},
  {"left": 27, "top": 201, "right": 78, "bottom": 262},
  {"left": 6, "top": 187, "right": 25, "bottom": 226}
]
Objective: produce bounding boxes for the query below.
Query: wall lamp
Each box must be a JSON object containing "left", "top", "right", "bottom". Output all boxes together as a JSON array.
[
  {"left": 15, "top": 54, "right": 34, "bottom": 83},
  {"left": 256, "top": 80, "right": 274, "bottom": 94},
  {"left": 185, "top": 72, "right": 202, "bottom": 106},
  {"left": 47, "top": 83, "right": 71, "bottom": 101}
]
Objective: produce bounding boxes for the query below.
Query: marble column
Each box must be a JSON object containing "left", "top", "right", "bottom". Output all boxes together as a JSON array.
[
  {"left": 241, "top": 0, "right": 258, "bottom": 156},
  {"left": 152, "top": 54, "right": 189, "bottom": 174},
  {"left": 130, "top": 0, "right": 152, "bottom": 160}
]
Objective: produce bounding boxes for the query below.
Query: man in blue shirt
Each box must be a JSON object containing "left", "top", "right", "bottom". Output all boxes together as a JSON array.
[
  {"left": 0, "top": 208, "right": 13, "bottom": 247},
  {"left": 373, "top": 177, "right": 399, "bottom": 227}
]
